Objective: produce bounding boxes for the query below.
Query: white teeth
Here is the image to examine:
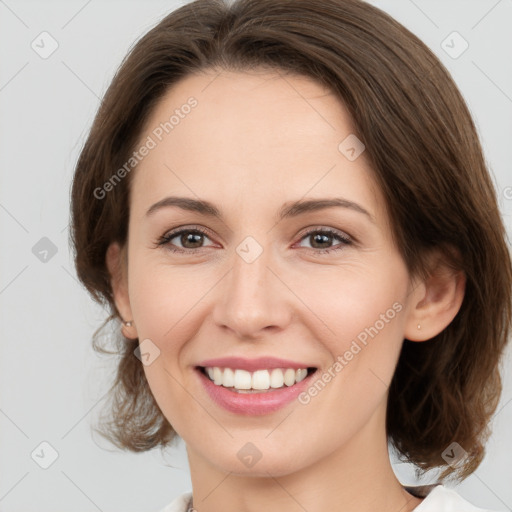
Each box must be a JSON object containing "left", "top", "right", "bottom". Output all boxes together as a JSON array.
[
  {"left": 252, "top": 370, "right": 270, "bottom": 390},
  {"left": 234, "top": 369, "right": 252, "bottom": 389},
  {"left": 269, "top": 368, "right": 284, "bottom": 388},
  {"left": 204, "top": 366, "right": 311, "bottom": 390},
  {"left": 283, "top": 368, "right": 296, "bottom": 386},
  {"left": 223, "top": 367, "right": 235, "bottom": 387},
  {"left": 296, "top": 368, "right": 308, "bottom": 382},
  {"left": 213, "top": 367, "right": 223, "bottom": 385}
]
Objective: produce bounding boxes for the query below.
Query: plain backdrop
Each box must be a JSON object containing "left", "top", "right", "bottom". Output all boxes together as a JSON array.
[{"left": 0, "top": 0, "right": 511, "bottom": 511}]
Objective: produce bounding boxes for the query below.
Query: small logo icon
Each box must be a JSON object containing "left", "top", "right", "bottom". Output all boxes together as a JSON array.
[
  {"left": 31, "top": 31, "right": 59, "bottom": 59},
  {"left": 338, "top": 134, "right": 366, "bottom": 161},
  {"left": 32, "top": 237, "right": 58, "bottom": 263},
  {"left": 441, "top": 441, "right": 467, "bottom": 467},
  {"left": 31, "top": 441, "right": 59, "bottom": 469},
  {"left": 134, "top": 338, "right": 161, "bottom": 366},
  {"left": 237, "top": 442, "right": 263, "bottom": 468},
  {"left": 236, "top": 236, "right": 263, "bottom": 264},
  {"left": 441, "top": 31, "right": 469, "bottom": 59}
]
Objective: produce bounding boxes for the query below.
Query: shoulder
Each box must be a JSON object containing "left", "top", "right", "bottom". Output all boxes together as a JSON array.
[
  {"left": 157, "top": 491, "right": 193, "bottom": 512},
  {"left": 406, "top": 484, "right": 506, "bottom": 512}
]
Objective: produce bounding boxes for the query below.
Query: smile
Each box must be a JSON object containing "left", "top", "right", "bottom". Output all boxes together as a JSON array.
[
  {"left": 201, "top": 366, "right": 316, "bottom": 392},
  {"left": 195, "top": 364, "right": 318, "bottom": 415}
]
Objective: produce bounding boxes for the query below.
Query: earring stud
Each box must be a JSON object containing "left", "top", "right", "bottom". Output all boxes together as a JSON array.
[{"left": 123, "top": 320, "right": 133, "bottom": 327}]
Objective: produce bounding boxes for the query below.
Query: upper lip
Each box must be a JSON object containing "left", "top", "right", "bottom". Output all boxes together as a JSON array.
[{"left": 197, "top": 356, "right": 316, "bottom": 372}]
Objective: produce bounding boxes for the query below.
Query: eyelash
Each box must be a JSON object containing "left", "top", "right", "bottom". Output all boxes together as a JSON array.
[{"left": 156, "top": 225, "right": 353, "bottom": 255}]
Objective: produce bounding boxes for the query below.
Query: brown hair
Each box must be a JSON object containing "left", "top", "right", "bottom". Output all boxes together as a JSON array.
[{"left": 70, "top": 0, "right": 512, "bottom": 483}]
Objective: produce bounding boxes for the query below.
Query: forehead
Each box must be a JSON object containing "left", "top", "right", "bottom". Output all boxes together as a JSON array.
[{"left": 130, "top": 68, "right": 384, "bottom": 224}]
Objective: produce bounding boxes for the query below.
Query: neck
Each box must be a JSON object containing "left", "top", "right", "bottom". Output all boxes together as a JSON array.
[{"left": 185, "top": 401, "right": 423, "bottom": 512}]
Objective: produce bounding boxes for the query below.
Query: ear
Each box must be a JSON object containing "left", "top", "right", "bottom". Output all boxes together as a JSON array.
[
  {"left": 105, "top": 242, "right": 137, "bottom": 339},
  {"left": 404, "top": 250, "right": 466, "bottom": 342}
]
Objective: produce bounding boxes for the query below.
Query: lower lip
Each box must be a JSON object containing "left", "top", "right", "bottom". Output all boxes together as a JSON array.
[{"left": 196, "top": 368, "right": 316, "bottom": 415}]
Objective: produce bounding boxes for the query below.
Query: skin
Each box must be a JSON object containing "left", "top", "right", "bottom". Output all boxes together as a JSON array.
[{"left": 106, "top": 68, "right": 466, "bottom": 512}]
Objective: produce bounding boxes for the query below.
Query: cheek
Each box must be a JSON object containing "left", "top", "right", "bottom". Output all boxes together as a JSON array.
[
  {"left": 295, "top": 262, "right": 408, "bottom": 397},
  {"left": 141, "top": 363, "right": 196, "bottom": 443},
  {"left": 291, "top": 261, "right": 407, "bottom": 341},
  {"left": 130, "top": 262, "right": 201, "bottom": 435},
  {"left": 127, "top": 256, "right": 202, "bottom": 341}
]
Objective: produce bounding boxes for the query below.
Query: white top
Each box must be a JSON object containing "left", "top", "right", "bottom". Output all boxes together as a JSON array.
[{"left": 157, "top": 484, "right": 505, "bottom": 512}]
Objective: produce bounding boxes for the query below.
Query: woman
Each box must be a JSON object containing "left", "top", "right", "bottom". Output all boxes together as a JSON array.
[{"left": 69, "top": 0, "right": 511, "bottom": 511}]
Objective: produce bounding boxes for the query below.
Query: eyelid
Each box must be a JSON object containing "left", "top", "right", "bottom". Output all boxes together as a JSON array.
[
  {"left": 158, "top": 225, "right": 215, "bottom": 247},
  {"left": 293, "top": 226, "right": 353, "bottom": 252},
  {"left": 296, "top": 225, "right": 352, "bottom": 241},
  {"left": 157, "top": 223, "right": 355, "bottom": 255}
]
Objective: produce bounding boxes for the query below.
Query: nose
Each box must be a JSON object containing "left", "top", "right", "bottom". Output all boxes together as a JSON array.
[{"left": 212, "top": 241, "right": 292, "bottom": 340}]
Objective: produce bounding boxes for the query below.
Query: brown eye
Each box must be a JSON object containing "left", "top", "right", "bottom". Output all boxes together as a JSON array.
[
  {"left": 157, "top": 226, "right": 352, "bottom": 255},
  {"left": 297, "top": 228, "right": 352, "bottom": 254},
  {"left": 158, "top": 227, "right": 215, "bottom": 253},
  {"left": 177, "top": 231, "right": 205, "bottom": 249}
]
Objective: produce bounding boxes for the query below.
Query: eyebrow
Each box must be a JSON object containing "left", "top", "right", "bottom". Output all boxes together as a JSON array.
[{"left": 145, "top": 196, "right": 375, "bottom": 223}]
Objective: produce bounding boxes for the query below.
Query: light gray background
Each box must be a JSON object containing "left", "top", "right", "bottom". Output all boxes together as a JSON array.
[{"left": 0, "top": 0, "right": 511, "bottom": 511}]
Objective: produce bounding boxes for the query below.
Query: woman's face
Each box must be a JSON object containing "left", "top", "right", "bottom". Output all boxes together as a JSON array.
[{"left": 113, "top": 68, "right": 424, "bottom": 476}]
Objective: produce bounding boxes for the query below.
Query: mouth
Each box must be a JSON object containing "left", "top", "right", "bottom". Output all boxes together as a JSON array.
[{"left": 196, "top": 366, "right": 318, "bottom": 393}]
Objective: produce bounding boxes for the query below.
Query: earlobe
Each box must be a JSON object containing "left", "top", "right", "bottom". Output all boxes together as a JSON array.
[
  {"left": 404, "top": 258, "right": 466, "bottom": 342},
  {"left": 105, "top": 242, "right": 137, "bottom": 339}
]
